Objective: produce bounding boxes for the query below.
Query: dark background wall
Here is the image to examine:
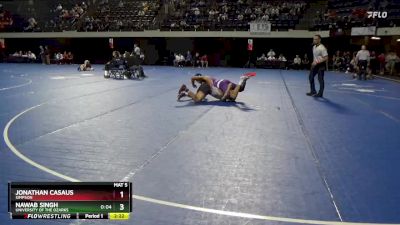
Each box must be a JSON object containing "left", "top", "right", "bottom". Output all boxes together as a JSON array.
[{"left": 2, "top": 37, "right": 395, "bottom": 66}]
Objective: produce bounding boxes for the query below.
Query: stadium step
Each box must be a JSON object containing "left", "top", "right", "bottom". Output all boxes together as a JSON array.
[{"left": 296, "top": 0, "right": 328, "bottom": 30}]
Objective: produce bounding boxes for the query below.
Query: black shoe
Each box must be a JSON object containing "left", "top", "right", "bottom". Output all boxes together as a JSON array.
[
  {"left": 178, "top": 84, "right": 188, "bottom": 94},
  {"left": 306, "top": 92, "right": 317, "bottom": 96},
  {"left": 177, "top": 92, "right": 187, "bottom": 101},
  {"left": 313, "top": 93, "right": 323, "bottom": 98}
]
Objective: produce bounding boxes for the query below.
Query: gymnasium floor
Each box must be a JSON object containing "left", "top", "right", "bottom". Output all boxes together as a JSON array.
[{"left": 0, "top": 63, "right": 399, "bottom": 225}]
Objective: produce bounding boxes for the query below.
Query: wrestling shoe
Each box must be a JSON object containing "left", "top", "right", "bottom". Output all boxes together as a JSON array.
[
  {"left": 178, "top": 84, "right": 188, "bottom": 94},
  {"left": 177, "top": 92, "right": 187, "bottom": 101},
  {"left": 243, "top": 72, "right": 257, "bottom": 77},
  {"left": 238, "top": 75, "right": 250, "bottom": 86}
]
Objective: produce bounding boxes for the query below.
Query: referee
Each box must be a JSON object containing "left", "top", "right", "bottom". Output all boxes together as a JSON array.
[
  {"left": 355, "top": 45, "right": 370, "bottom": 80},
  {"left": 307, "top": 34, "right": 328, "bottom": 98}
]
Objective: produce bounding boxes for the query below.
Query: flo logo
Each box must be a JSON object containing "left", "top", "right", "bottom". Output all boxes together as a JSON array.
[{"left": 367, "top": 11, "right": 388, "bottom": 18}]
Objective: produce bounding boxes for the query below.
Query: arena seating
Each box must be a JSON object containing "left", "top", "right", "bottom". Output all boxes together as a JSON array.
[
  {"left": 3, "top": 0, "right": 399, "bottom": 32},
  {"left": 0, "top": 5, "right": 17, "bottom": 32},
  {"left": 0, "top": 0, "right": 307, "bottom": 32},
  {"left": 44, "top": 0, "right": 89, "bottom": 31},
  {"left": 161, "top": 0, "right": 307, "bottom": 31},
  {"left": 82, "top": 0, "right": 160, "bottom": 31},
  {"left": 313, "top": 0, "right": 399, "bottom": 30}
]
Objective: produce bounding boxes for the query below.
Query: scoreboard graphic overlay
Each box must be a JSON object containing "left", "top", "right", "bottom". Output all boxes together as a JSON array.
[{"left": 8, "top": 182, "right": 132, "bottom": 220}]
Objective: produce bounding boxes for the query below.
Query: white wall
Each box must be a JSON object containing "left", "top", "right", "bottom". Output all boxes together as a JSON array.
[{"left": 376, "top": 27, "right": 400, "bottom": 36}]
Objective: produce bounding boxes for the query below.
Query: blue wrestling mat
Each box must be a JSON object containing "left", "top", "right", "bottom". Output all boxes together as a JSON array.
[{"left": 0, "top": 63, "right": 399, "bottom": 225}]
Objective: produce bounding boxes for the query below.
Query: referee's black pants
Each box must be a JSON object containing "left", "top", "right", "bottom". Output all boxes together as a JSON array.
[
  {"left": 358, "top": 60, "right": 368, "bottom": 80},
  {"left": 309, "top": 63, "right": 325, "bottom": 95}
]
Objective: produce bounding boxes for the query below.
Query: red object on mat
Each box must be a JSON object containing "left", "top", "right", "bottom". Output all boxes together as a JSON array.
[{"left": 243, "top": 72, "right": 256, "bottom": 77}]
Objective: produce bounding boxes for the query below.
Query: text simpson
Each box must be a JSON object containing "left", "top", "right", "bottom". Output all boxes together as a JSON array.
[{"left": 15, "top": 190, "right": 74, "bottom": 195}]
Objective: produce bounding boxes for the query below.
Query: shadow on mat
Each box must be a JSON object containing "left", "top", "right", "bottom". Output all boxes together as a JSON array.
[
  {"left": 313, "top": 97, "right": 353, "bottom": 115},
  {"left": 176, "top": 100, "right": 256, "bottom": 111}
]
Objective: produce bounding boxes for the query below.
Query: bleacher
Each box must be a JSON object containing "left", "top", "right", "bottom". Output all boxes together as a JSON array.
[
  {"left": 82, "top": 0, "right": 160, "bottom": 31},
  {"left": 0, "top": 6, "right": 14, "bottom": 32},
  {"left": 4, "top": 0, "right": 400, "bottom": 32},
  {"left": 313, "top": 0, "right": 400, "bottom": 30},
  {"left": 45, "top": 0, "right": 89, "bottom": 32},
  {"left": 161, "top": 0, "right": 307, "bottom": 31}
]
